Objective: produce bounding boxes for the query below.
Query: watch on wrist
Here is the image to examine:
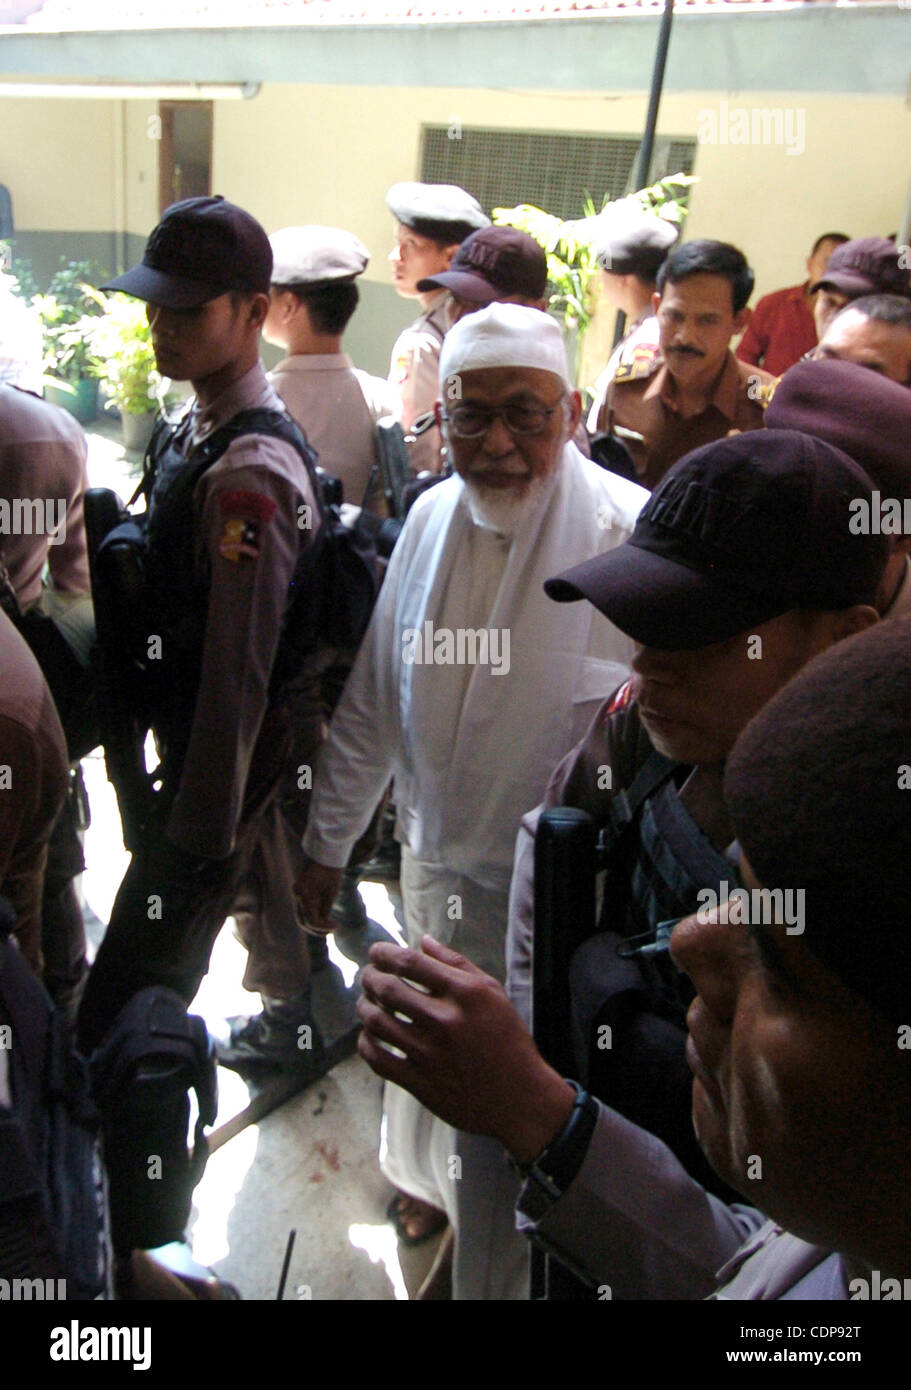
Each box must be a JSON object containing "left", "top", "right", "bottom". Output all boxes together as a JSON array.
[{"left": 513, "top": 1081, "right": 598, "bottom": 1222}]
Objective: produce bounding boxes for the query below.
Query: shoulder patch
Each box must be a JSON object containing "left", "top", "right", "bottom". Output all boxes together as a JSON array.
[
  {"left": 217, "top": 490, "right": 276, "bottom": 562},
  {"left": 613, "top": 356, "right": 658, "bottom": 385},
  {"left": 218, "top": 490, "right": 276, "bottom": 523},
  {"left": 219, "top": 517, "right": 262, "bottom": 562}
]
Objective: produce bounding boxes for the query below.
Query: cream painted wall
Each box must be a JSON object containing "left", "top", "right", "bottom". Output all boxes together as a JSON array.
[
  {"left": 2, "top": 95, "right": 157, "bottom": 240},
  {"left": 212, "top": 85, "right": 908, "bottom": 290},
  {"left": 4, "top": 81, "right": 907, "bottom": 380},
  {"left": 123, "top": 100, "right": 161, "bottom": 237},
  {"left": 211, "top": 83, "right": 910, "bottom": 385},
  {"left": 3, "top": 97, "right": 117, "bottom": 231},
  {"left": 6, "top": 84, "right": 907, "bottom": 265}
]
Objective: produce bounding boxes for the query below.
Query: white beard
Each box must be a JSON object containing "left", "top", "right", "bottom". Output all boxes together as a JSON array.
[{"left": 461, "top": 469, "right": 555, "bottom": 538}]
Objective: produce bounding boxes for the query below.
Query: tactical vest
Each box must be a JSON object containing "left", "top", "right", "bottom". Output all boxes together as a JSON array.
[
  {"left": 570, "top": 747, "right": 745, "bottom": 1201},
  {"left": 139, "top": 407, "right": 317, "bottom": 765},
  {"left": 607, "top": 757, "right": 742, "bottom": 1018}
]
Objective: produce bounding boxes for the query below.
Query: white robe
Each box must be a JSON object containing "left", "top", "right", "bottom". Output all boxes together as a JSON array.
[
  {"left": 303, "top": 444, "right": 647, "bottom": 883},
  {"left": 303, "top": 444, "right": 647, "bottom": 1297}
]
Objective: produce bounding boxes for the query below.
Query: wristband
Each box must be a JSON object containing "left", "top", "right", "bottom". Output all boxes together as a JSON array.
[{"left": 513, "top": 1081, "right": 598, "bottom": 1222}]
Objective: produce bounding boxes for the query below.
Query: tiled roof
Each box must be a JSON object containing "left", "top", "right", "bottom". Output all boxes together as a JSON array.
[{"left": 7, "top": 0, "right": 863, "bottom": 31}]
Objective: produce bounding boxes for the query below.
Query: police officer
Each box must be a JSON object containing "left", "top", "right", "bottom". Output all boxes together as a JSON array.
[
  {"left": 597, "top": 239, "right": 776, "bottom": 490},
  {"left": 0, "top": 609, "right": 69, "bottom": 981},
  {"left": 265, "top": 224, "right": 397, "bottom": 512},
  {"left": 810, "top": 235, "right": 911, "bottom": 339},
  {"left": 0, "top": 384, "right": 95, "bottom": 1020},
  {"left": 586, "top": 205, "right": 679, "bottom": 430},
  {"left": 215, "top": 224, "right": 402, "bottom": 1067},
  {"left": 415, "top": 225, "right": 548, "bottom": 326},
  {"left": 386, "top": 182, "right": 489, "bottom": 473},
  {"left": 76, "top": 196, "right": 320, "bottom": 1055}
]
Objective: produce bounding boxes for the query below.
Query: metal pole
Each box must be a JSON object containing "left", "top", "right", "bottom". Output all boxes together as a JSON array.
[{"left": 613, "top": 0, "right": 676, "bottom": 349}]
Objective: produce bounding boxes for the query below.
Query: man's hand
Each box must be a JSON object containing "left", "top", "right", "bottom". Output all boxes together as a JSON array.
[
  {"left": 295, "top": 859, "right": 344, "bottom": 935},
  {"left": 357, "top": 935, "right": 575, "bottom": 1164}
]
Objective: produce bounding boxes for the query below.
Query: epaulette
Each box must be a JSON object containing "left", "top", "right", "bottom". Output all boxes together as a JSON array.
[
  {"left": 757, "top": 378, "right": 778, "bottom": 408},
  {"left": 619, "top": 339, "right": 660, "bottom": 370},
  {"left": 613, "top": 356, "right": 659, "bottom": 386}
]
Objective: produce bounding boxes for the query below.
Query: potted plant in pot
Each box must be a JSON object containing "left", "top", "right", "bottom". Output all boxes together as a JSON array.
[
  {"left": 34, "top": 259, "right": 104, "bottom": 424},
  {"left": 85, "top": 289, "right": 163, "bottom": 454}
]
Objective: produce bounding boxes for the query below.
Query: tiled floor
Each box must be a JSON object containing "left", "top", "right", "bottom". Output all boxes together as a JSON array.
[{"left": 80, "top": 416, "right": 444, "bottom": 1301}]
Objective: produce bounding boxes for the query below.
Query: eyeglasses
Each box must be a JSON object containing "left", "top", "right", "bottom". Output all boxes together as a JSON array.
[{"left": 441, "top": 397, "right": 565, "bottom": 438}]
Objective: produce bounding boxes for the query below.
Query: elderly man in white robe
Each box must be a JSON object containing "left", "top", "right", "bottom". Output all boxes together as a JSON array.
[{"left": 296, "top": 303, "right": 647, "bottom": 1296}]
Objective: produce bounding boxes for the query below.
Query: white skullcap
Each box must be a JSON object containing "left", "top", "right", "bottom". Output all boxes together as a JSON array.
[{"left": 439, "top": 302, "right": 570, "bottom": 389}]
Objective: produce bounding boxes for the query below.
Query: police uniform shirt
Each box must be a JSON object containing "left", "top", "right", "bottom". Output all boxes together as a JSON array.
[
  {"left": 0, "top": 610, "right": 69, "bottom": 973},
  {"left": 388, "top": 291, "right": 450, "bottom": 474},
  {"left": 164, "top": 362, "right": 320, "bottom": 860},
  {"left": 597, "top": 350, "right": 776, "bottom": 491},
  {"left": 586, "top": 314, "right": 661, "bottom": 433},
  {"left": 269, "top": 352, "right": 397, "bottom": 512},
  {"left": 0, "top": 385, "right": 90, "bottom": 605}
]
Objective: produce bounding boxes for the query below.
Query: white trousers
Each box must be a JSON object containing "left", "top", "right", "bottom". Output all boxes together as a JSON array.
[{"left": 380, "top": 849, "right": 529, "bottom": 1299}]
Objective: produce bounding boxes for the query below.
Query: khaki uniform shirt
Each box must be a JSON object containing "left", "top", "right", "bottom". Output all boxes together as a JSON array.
[
  {"left": 164, "top": 363, "right": 320, "bottom": 860},
  {"left": 597, "top": 351, "right": 776, "bottom": 491},
  {"left": 0, "top": 610, "right": 69, "bottom": 973},
  {"left": 0, "top": 385, "right": 90, "bottom": 605},
  {"left": 269, "top": 352, "right": 397, "bottom": 513},
  {"left": 586, "top": 313, "right": 661, "bottom": 433},
  {"left": 388, "top": 292, "right": 449, "bottom": 475}
]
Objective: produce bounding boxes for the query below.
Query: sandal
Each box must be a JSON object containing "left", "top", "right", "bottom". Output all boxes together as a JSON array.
[{"left": 385, "top": 1192, "right": 448, "bottom": 1248}]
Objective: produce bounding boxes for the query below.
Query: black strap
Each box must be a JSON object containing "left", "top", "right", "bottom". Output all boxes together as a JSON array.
[{"left": 599, "top": 749, "right": 678, "bottom": 860}]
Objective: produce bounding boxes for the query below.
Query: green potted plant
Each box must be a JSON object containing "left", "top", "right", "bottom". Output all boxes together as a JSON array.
[
  {"left": 34, "top": 259, "right": 104, "bottom": 424},
  {"left": 85, "top": 288, "right": 163, "bottom": 454}
]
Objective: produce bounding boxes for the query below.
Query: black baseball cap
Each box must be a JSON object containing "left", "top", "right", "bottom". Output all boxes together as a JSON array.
[
  {"left": 417, "top": 226, "right": 547, "bottom": 303},
  {"left": 102, "top": 196, "right": 273, "bottom": 308},
  {"left": 766, "top": 357, "right": 911, "bottom": 503},
  {"left": 545, "top": 430, "right": 888, "bottom": 650},
  {"left": 810, "top": 236, "right": 910, "bottom": 299}
]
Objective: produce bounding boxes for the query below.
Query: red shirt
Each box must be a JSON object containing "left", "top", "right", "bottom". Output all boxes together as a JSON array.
[{"left": 736, "top": 282, "right": 817, "bottom": 377}]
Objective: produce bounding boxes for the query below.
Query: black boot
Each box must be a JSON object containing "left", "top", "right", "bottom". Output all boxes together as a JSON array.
[{"left": 216, "top": 991, "right": 325, "bottom": 1072}]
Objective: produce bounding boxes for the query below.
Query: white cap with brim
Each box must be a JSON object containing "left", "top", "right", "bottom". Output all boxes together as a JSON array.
[
  {"left": 269, "top": 225, "right": 369, "bottom": 286},
  {"left": 439, "top": 302, "right": 570, "bottom": 389}
]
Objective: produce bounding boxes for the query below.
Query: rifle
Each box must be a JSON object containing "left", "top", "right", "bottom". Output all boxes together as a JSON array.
[
  {"left": 531, "top": 806, "right": 599, "bottom": 1300},
  {"left": 84, "top": 487, "right": 155, "bottom": 852},
  {"left": 374, "top": 418, "right": 411, "bottom": 521}
]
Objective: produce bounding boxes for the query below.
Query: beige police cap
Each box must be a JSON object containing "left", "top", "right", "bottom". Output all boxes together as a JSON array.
[
  {"left": 386, "top": 182, "right": 490, "bottom": 241},
  {"left": 269, "top": 225, "right": 369, "bottom": 286}
]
